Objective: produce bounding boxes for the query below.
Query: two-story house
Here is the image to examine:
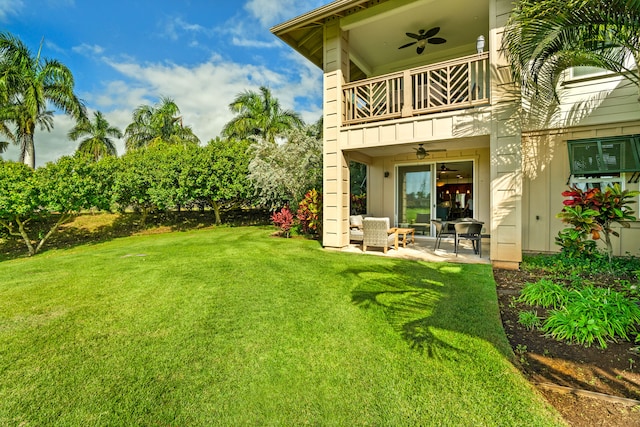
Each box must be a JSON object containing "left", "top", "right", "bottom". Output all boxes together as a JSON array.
[{"left": 271, "top": 0, "right": 640, "bottom": 269}]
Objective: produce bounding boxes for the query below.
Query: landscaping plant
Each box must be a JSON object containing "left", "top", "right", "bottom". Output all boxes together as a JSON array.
[
  {"left": 296, "top": 189, "right": 322, "bottom": 237},
  {"left": 556, "top": 184, "right": 639, "bottom": 262},
  {"left": 271, "top": 206, "right": 295, "bottom": 237},
  {"left": 518, "top": 278, "right": 570, "bottom": 309},
  {"left": 542, "top": 286, "right": 640, "bottom": 349}
]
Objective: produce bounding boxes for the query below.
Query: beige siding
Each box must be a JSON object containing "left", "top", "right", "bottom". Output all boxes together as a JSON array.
[
  {"left": 489, "top": 0, "right": 522, "bottom": 268},
  {"left": 322, "top": 22, "right": 350, "bottom": 248},
  {"left": 340, "top": 108, "right": 492, "bottom": 150},
  {"left": 522, "top": 123, "right": 640, "bottom": 256}
]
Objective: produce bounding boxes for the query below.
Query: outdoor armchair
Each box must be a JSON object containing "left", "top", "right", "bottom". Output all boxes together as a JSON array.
[{"left": 362, "top": 217, "right": 396, "bottom": 253}]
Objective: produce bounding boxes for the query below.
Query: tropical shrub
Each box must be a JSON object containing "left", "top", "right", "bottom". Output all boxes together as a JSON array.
[
  {"left": 556, "top": 184, "right": 639, "bottom": 262},
  {"left": 296, "top": 189, "right": 321, "bottom": 237},
  {"left": 542, "top": 286, "right": 640, "bottom": 349},
  {"left": 271, "top": 207, "right": 295, "bottom": 238}
]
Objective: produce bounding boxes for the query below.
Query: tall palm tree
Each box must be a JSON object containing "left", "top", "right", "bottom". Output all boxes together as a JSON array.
[
  {"left": 124, "top": 96, "right": 200, "bottom": 151},
  {"left": 222, "top": 86, "right": 304, "bottom": 143},
  {"left": 68, "top": 111, "right": 123, "bottom": 161},
  {"left": 502, "top": 0, "right": 640, "bottom": 100},
  {"left": 0, "top": 32, "right": 86, "bottom": 167}
]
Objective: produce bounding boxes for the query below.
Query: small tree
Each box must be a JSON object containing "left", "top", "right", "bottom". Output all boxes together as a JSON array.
[
  {"left": 0, "top": 156, "right": 105, "bottom": 256},
  {"left": 557, "top": 184, "right": 639, "bottom": 262}
]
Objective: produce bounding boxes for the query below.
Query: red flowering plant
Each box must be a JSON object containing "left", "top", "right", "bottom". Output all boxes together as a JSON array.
[
  {"left": 271, "top": 206, "right": 295, "bottom": 238},
  {"left": 556, "top": 183, "right": 639, "bottom": 262},
  {"left": 296, "top": 189, "right": 322, "bottom": 238}
]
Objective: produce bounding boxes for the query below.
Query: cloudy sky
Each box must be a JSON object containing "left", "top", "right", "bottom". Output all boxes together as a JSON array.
[{"left": 1, "top": 0, "right": 327, "bottom": 166}]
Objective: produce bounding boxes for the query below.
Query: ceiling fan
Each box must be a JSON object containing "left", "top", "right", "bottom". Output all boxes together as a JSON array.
[
  {"left": 415, "top": 143, "right": 446, "bottom": 159},
  {"left": 439, "top": 163, "right": 459, "bottom": 173},
  {"left": 398, "top": 27, "right": 446, "bottom": 55}
]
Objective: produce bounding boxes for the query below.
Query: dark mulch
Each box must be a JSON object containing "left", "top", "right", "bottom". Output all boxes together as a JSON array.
[{"left": 494, "top": 267, "right": 640, "bottom": 427}]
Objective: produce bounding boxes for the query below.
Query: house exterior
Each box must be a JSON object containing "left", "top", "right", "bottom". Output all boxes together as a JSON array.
[{"left": 271, "top": 0, "right": 640, "bottom": 269}]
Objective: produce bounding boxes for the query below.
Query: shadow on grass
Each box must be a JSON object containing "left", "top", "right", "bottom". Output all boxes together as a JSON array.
[
  {"left": 347, "top": 260, "right": 510, "bottom": 360},
  {"left": 0, "top": 209, "right": 271, "bottom": 261}
]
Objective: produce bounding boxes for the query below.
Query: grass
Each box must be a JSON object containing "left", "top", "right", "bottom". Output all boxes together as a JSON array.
[{"left": 0, "top": 225, "right": 564, "bottom": 426}]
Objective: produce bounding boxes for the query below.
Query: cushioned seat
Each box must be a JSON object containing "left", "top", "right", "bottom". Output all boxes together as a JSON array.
[
  {"left": 362, "top": 217, "right": 396, "bottom": 253},
  {"left": 349, "top": 214, "right": 364, "bottom": 242}
]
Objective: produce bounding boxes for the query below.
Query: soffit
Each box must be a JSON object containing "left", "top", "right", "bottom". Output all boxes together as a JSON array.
[{"left": 271, "top": 0, "right": 490, "bottom": 75}]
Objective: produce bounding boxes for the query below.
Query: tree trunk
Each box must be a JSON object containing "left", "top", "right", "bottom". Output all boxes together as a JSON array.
[
  {"left": 20, "top": 135, "right": 36, "bottom": 169},
  {"left": 15, "top": 218, "right": 36, "bottom": 256},
  {"left": 211, "top": 199, "right": 222, "bottom": 225},
  {"left": 34, "top": 214, "right": 70, "bottom": 254}
]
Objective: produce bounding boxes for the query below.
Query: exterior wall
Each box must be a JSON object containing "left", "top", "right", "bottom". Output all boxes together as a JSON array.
[
  {"left": 322, "top": 20, "right": 351, "bottom": 248},
  {"left": 489, "top": 0, "right": 522, "bottom": 269},
  {"left": 522, "top": 121, "right": 640, "bottom": 257},
  {"left": 340, "top": 108, "right": 492, "bottom": 148},
  {"left": 366, "top": 145, "right": 491, "bottom": 233}
]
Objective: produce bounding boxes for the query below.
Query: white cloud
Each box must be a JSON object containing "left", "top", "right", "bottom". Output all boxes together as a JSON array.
[
  {"left": 72, "top": 43, "right": 104, "bottom": 56},
  {"left": 0, "top": 0, "right": 23, "bottom": 22},
  {"left": 231, "top": 37, "right": 280, "bottom": 49},
  {"left": 243, "top": 0, "right": 325, "bottom": 28}
]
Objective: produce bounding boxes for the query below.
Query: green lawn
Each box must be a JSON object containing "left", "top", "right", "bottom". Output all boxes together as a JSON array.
[{"left": 0, "top": 226, "right": 564, "bottom": 426}]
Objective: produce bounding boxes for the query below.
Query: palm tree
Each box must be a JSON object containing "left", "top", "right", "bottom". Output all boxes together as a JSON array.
[
  {"left": 502, "top": 0, "right": 640, "bottom": 100},
  {"left": 124, "top": 96, "right": 200, "bottom": 151},
  {"left": 0, "top": 32, "right": 86, "bottom": 167},
  {"left": 222, "top": 86, "right": 304, "bottom": 143},
  {"left": 68, "top": 111, "right": 123, "bottom": 161}
]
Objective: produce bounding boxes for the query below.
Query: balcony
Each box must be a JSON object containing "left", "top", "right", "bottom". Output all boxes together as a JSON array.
[{"left": 343, "top": 52, "right": 490, "bottom": 126}]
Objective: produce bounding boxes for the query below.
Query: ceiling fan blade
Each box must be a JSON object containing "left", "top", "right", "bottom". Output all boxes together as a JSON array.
[
  {"left": 428, "top": 37, "right": 447, "bottom": 45},
  {"left": 427, "top": 149, "right": 447, "bottom": 152},
  {"left": 398, "top": 41, "right": 417, "bottom": 49},
  {"left": 405, "top": 32, "right": 423, "bottom": 39},
  {"left": 416, "top": 45, "right": 425, "bottom": 54},
  {"left": 424, "top": 27, "right": 440, "bottom": 38}
]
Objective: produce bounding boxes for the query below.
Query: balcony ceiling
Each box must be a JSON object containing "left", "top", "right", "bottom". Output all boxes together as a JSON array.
[{"left": 272, "top": 0, "right": 490, "bottom": 76}]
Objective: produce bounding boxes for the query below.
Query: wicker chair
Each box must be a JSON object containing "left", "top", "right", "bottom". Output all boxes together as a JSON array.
[
  {"left": 362, "top": 217, "right": 396, "bottom": 253},
  {"left": 349, "top": 215, "right": 364, "bottom": 242}
]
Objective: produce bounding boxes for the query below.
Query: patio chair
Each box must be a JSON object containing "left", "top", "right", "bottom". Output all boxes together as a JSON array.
[
  {"left": 412, "top": 213, "right": 430, "bottom": 235},
  {"left": 454, "top": 221, "right": 483, "bottom": 257},
  {"left": 431, "top": 219, "right": 455, "bottom": 250},
  {"left": 362, "top": 217, "right": 396, "bottom": 253},
  {"left": 349, "top": 214, "right": 364, "bottom": 242}
]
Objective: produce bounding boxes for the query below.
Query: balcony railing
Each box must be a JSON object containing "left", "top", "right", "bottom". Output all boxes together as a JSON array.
[{"left": 343, "top": 52, "right": 490, "bottom": 125}]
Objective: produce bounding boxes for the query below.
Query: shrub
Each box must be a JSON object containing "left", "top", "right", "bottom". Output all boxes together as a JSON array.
[
  {"left": 271, "top": 207, "right": 295, "bottom": 238},
  {"left": 542, "top": 286, "right": 640, "bottom": 349},
  {"left": 296, "top": 189, "right": 322, "bottom": 237},
  {"left": 556, "top": 184, "right": 639, "bottom": 263},
  {"left": 518, "top": 310, "right": 541, "bottom": 331},
  {"left": 518, "top": 279, "right": 570, "bottom": 309}
]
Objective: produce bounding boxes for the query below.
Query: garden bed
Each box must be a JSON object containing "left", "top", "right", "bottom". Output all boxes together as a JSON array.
[{"left": 494, "top": 266, "right": 640, "bottom": 427}]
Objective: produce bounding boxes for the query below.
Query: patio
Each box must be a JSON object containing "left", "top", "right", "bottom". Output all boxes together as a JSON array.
[{"left": 338, "top": 234, "right": 491, "bottom": 264}]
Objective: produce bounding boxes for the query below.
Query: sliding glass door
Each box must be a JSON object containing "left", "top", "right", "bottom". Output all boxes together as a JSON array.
[{"left": 397, "top": 165, "right": 432, "bottom": 226}]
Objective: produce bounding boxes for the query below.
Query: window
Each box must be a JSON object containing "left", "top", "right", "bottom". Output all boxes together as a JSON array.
[{"left": 568, "top": 135, "right": 640, "bottom": 175}]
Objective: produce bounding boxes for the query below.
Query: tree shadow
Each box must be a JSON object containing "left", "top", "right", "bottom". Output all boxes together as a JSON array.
[
  {"left": 0, "top": 210, "right": 271, "bottom": 261},
  {"left": 345, "top": 260, "right": 511, "bottom": 360}
]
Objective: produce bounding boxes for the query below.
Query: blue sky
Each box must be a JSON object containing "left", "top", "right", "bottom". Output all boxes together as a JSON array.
[{"left": 1, "top": 0, "right": 327, "bottom": 166}]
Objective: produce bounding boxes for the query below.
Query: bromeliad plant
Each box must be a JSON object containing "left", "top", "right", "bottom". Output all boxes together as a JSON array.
[{"left": 556, "top": 184, "right": 639, "bottom": 262}]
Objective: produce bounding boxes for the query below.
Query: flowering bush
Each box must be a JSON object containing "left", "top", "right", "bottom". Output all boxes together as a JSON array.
[
  {"left": 296, "top": 189, "right": 322, "bottom": 237},
  {"left": 271, "top": 207, "right": 295, "bottom": 237}
]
